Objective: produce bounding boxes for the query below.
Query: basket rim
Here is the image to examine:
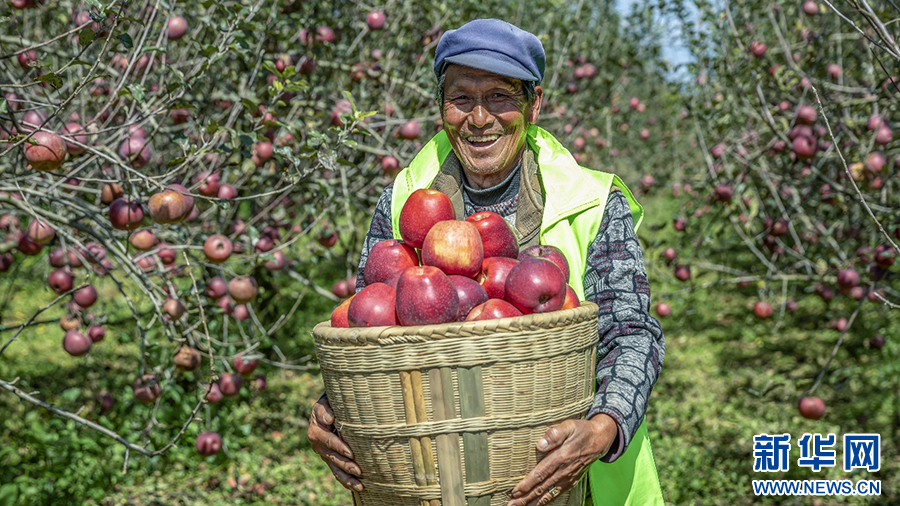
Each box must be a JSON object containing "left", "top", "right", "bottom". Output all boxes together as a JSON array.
[{"left": 313, "top": 300, "right": 598, "bottom": 345}]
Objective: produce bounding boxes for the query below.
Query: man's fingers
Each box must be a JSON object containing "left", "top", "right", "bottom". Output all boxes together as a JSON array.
[
  {"left": 325, "top": 459, "right": 364, "bottom": 492},
  {"left": 509, "top": 455, "right": 560, "bottom": 501},
  {"left": 313, "top": 398, "right": 335, "bottom": 425},
  {"left": 536, "top": 420, "right": 574, "bottom": 452},
  {"left": 311, "top": 426, "right": 354, "bottom": 460},
  {"left": 324, "top": 448, "right": 363, "bottom": 477}
]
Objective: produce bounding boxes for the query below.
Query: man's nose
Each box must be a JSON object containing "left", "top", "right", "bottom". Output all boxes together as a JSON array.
[{"left": 469, "top": 104, "right": 492, "bottom": 129}]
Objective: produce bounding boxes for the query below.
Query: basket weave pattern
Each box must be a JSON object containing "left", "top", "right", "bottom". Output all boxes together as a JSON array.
[{"left": 313, "top": 302, "right": 599, "bottom": 506}]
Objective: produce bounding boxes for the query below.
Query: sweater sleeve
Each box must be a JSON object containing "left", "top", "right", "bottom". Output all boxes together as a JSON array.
[
  {"left": 355, "top": 183, "right": 395, "bottom": 292},
  {"left": 583, "top": 191, "right": 666, "bottom": 463}
]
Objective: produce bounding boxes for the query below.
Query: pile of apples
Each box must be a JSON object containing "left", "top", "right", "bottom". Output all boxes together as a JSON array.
[{"left": 331, "top": 189, "right": 578, "bottom": 327}]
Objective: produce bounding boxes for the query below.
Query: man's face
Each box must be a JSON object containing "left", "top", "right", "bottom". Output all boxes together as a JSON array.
[{"left": 440, "top": 65, "right": 542, "bottom": 180}]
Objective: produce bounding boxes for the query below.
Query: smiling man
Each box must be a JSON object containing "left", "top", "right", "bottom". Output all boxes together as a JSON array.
[{"left": 307, "top": 19, "right": 666, "bottom": 506}]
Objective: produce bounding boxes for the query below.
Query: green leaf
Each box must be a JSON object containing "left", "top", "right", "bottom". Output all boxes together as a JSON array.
[
  {"left": 206, "top": 121, "right": 219, "bottom": 135},
  {"left": 201, "top": 45, "right": 217, "bottom": 58},
  {"left": 0, "top": 484, "right": 19, "bottom": 506},
  {"left": 34, "top": 73, "right": 63, "bottom": 90},
  {"left": 126, "top": 84, "right": 145, "bottom": 102},
  {"left": 61, "top": 388, "right": 81, "bottom": 402},
  {"left": 78, "top": 28, "right": 95, "bottom": 46},
  {"left": 116, "top": 33, "right": 133, "bottom": 50},
  {"left": 167, "top": 156, "right": 186, "bottom": 167},
  {"left": 69, "top": 59, "right": 93, "bottom": 67},
  {"left": 141, "top": 46, "right": 167, "bottom": 54},
  {"left": 84, "top": 0, "right": 101, "bottom": 8},
  {"left": 238, "top": 134, "right": 254, "bottom": 147}
]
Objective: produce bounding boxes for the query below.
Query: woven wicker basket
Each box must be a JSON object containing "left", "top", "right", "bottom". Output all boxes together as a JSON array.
[{"left": 312, "top": 301, "right": 599, "bottom": 506}]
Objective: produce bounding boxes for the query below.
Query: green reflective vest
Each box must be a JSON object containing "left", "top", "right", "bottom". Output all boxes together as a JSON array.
[{"left": 389, "top": 124, "right": 664, "bottom": 506}]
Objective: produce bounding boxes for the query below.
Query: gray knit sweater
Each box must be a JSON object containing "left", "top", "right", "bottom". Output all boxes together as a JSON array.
[{"left": 354, "top": 165, "right": 665, "bottom": 463}]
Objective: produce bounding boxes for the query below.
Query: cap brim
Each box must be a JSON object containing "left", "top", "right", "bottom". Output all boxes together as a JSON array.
[{"left": 443, "top": 50, "right": 540, "bottom": 82}]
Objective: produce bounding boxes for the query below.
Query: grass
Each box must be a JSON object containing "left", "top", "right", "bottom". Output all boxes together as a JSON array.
[{"left": 1, "top": 193, "right": 898, "bottom": 505}]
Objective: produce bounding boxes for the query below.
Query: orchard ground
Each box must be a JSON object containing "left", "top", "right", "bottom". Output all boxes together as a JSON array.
[{"left": 1, "top": 192, "right": 896, "bottom": 506}]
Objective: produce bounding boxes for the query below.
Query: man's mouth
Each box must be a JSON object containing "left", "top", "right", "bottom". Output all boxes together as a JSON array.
[{"left": 465, "top": 134, "right": 501, "bottom": 148}]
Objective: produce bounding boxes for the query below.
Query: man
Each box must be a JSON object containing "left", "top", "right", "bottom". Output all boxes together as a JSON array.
[{"left": 308, "top": 19, "right": 666, "bottom": 506}]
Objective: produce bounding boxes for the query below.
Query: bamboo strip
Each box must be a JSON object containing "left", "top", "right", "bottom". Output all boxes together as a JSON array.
[
  {"left": 410, "top": 370, "right": 439, "bottom": 506},
  {"left": 430, "top": 367, "right": 465, "bottom": 506},
  {"left": 457, "top": 365, "right": 490, "bottom": 506},
  {"left": 400, "top": 371, "right": 429, "bottom": 506}
]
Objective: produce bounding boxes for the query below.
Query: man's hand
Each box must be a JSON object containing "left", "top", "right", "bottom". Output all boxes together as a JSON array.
[
  {"left": 507, "top": 413, "right": 617, "bottom": 506},
  {"left": 307, "top": 395, "right": 364, "bottom": 492}
]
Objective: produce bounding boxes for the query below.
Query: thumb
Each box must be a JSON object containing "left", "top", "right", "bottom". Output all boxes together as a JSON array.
[{"left": 537, "top": 421, "right": 572, "bottom": 452}]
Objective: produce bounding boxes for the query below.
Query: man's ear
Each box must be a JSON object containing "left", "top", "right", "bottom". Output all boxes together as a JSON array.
[{"left": 529, "top": 86, "right": 543, "bottom": 124}]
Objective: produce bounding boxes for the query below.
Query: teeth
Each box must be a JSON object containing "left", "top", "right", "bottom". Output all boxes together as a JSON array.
[{"left": 467, "top": 134, "right": 500, "bottom": 143}]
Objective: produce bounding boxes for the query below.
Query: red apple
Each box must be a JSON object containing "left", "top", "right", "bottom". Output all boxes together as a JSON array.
[
  {"left": 255, "top": 141, "right": 274, "bottom": 162},
  {"left": 206, "top": 383, "right": 224, "bottom": 404},
  {"left": 366, "top": 11, "right": 386, "bottom": 30},
  {"left": 448, "top": 275, "right": 489, "bottom": 321},
  {"left": 674, "top": 264, "right": 691, "bottom": 282},
  {"left": 836, "top": 269, "right": 859, "bottom": 291},
  {"left": 465, "top": 211, "right": 518, "bottom": 259},
  {"left": 795, "top": 104, "right": 817, "bottom": 125},
  {"left": 477, "top": 257, "right": 519, "bottom": 299},
  {"left": 234, "top": 354, "right": 259, "bottom": 376},
  {"left": 798, "top": 396, "right": 824, "bottom": 420},
  {"left": 663, "top": 247, "right": 676, "bottom": 263},
  {"left": 504, "top": 256, "right": 567, "bottom": 314},
  {"left": 348, "top": 283, "right": 398, "bottom": 327},
  {"left": 363, "top": 239, "right": 419, "bottom": 285},
  {"left": 398, "top": 189, "right": 455, "bottom": 249},
  {"left": 422, "top": 220, "right": 484, "bottom": 278},
  {"left": 792, "top": 135, "right": 817, "bottom": 161},
  {"left": 802, "top": 1, "right": 819, "bottom": 15},
  {"left": 465, "top": 299, "right": 523, "bottom": 321},
  {"left": 332, "top": 278, "right": 353, "bottom": 298},
  {"left": 228, "top": 276, "right": 258, "bottom": 304},
  {"left": 395, "top": 266, "right": 460, "bottom": 325},
  {"left": 148, "top": 190, "right": 188, "bottom": 224},
  {"left": 49, "top": 268, "right": 74, "bottom": 294},
  {"left": 61, "top": 122, "right": 88, "bottom": 155},
  {"left": 17, "top": 234, "right": 43, "bottom": 256},
  {"left": 204, "top": 234, "right": 233, "bottom": 263},
  {"left": 193, "top": 171, "right": 220, "bottom": 197},
  {"left": 24, "top": 131, "right": 67, "bottom": 172},
  {"left": 206, "top": 276, "right": 227, "bottom": 298},
  {"left": 561, "top": 286, "right": 579, "bottom": 310},
  {"left": 869, "top": 334, "right": 885, "bottom": 350},
  {"left": 118, "top": 137, "right": 151, "bottom": 169},
  {"left": 63, "top": 330, "right": 92, "bottom": 356},
  {"left": 219, "top": 373, "right": 243, "bottom": 397},
  {"left": 129, "top": 229, "right": 157, "bottom": 250},
  {"left": 518, "top": 245, "right": 570, "bottom": 282},
  {"left": 399, "top": 121, "right": 421, "bottom": 140},
  {"left": 27, "top": 219, "right": 54, "bottom": 244},
  {"left": 133, "top": 375, "right": 161, "bottom": 403},
  {"left": 73, "top": 285, "right": 98, "bottom": 308},
  {"left": 163, "top": 298, "right": 185, "bottom": 320},
  {"left": 654, "top": 302, "right": 671, "bottom": 318},
  {"left": 167, "top": 16, "right": 188, "bottom": 41},
  {"left": 87, "top": 325, "right": 105, "bottom": 343},
  {"left": 264, "top": 250, "right": 285, "bottom": 271},
  {"left": 748, "top": 40, "right": 766, "bottom": 57},
  {"left": 330, "top": 296, "right": 354, "bottom": 328},
  {"left": 381, "top": 156, "right": 400, "bottom": 176},
  {"left": 218, "top": 183, "right": 237, "bottom": 200},
  {"left": 174, "top": 347, "right": 202, "bottom": 371},
  {"left": 101, "top": 183, "right": 124, "bottom": 205},
  {"left": 753, "top": 301, "right": 773, "bottom": 319},
  {"left": 196, "top": 431, "right": 222, "bottom": 457},
  {"left": 109, "top": 199, "right": 144, "bottom": 231},
  {"left": 156, "top": 243, "right": 177, "bottom": 265}
]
